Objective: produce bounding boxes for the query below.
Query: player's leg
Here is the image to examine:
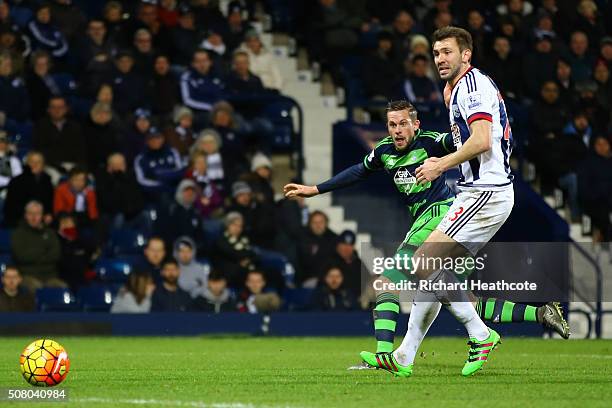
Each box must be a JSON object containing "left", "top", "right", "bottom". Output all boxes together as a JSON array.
[{"left": 474, "top": 297, "right": 570, "bottom": 338}]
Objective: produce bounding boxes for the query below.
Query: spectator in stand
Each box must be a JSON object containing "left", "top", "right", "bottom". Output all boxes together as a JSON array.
[
  {"left": 214, "top": 211, "right": 257, "bottom": 288},
  {"left": 180, "top": 49, "right": 224, "bottom": 120},
  {"left": 555, "top": 58, "right": 575, "bottom": 103},
  {"left": 126, "top": 1, "right": 171, "bottom": 54},
  {"left": 331, "top": 230, "right": 364, "bottom": 296},
  {"left": 32, "top": 96, "right": 86, "bottom": 179},
  {"left": 164, "top": 106, "right": 195, "bottom": 161},
  {"left": 395, "top": 54, "right": 441, "bottom": 103},
  {"left": 0, "top": 266, "right": 35, "bottom": 312},
  {"left": 0, "top": 51, "right": 30, "bottom": 122},
  {"left": 132, "top": 28, "right": 156, "bottom": 79},
  {"left": 53, "top": 167, "right": 98, "bottom": 227},
  {"left": 483, "top": 36, "right": 522, "bottom": 99},
  {"left": 26, "top": 3, "right": 68, "bottom": 60},
  {"left": 190, "top": 130, "right": 225, "bottom": 189},
  {"left": 169, "top": 5, "right": 202, "bottom": 66},
  {"left": 226, "top": 50, "right": 265, "bottom": 95},
  {"left": 0, "top": 131, "right": 22, "bottom": 193},
  {"left": 274, "top": 194, "right": 307, "bottom": 277},
  {"left": 298, "top": 210, "right": 338, "bottom": 287},
  {"left": 77, "top": 19, "right": 116, "bottom": 97},
  {"left": 154, "top": 179, "right": 205, "bottom": 251},
  {"left": 56, "top": 212, "right": 95, "bottom": 292},
  {"left": 362, "top": 31, "right": 399, "bottom": 100},
  {"left": 151, "top": 54, "right": 179, "bottom": 120},
  {"left": 310, "top": 266, "right": 357, "bottom": 311},
  {"left": 110, "top": 270, "right": 155, "bottom": 313},
  {"left": 191, "top": 270, "right": 236, "bottom": 312},
  {"left": 184, "top": 152, "right": 224, "bottom": 218},
  {"left": 151, "top": 259, "right": 193, "bottom": 312},
  {"left": 240, "top": 31, "right": 283, "bottom": 91},
  {"left": 3, "top": 151, "right": 53, "bottom": 228},
  {"left": 139, "top": 236, "right": 167, "bottom": 283},
  {"left": 594, "top": 62, "right": 611, "bottom": 114},
  {"left": 0, "top": 2, "right": 30, "bottom": 63},
  {"left": 10, "top": 200, "right": 63, "bottom": 292},
  {"left": 191, "top": 0, "right": 225, "bottom": 29},
  {"left": 227, "top": 180, "right": 276, "bottom": 249},
  {"left": 530, "top": 81, "right": 570, "bottom": 147},
  {"left": 134, "top": 126, "right": 184, "bottom": 199},
  {"left": 465, "top": 9, "right": 491, "bottom": 66},
  {"left": 389, "top": 10, "right": 417, "bottom": 65},
  {"left": 522, "top": 33, "right": 557, "bottom": 99},
  {"left": 240, "top": 153, "right": 274, "bottom": 207},
  {"left": 103, "top": 1, "right": 128, "bottom": 49},
  {"left": 208, "top": 101, "right": 249, "bottom": 168},
  {"left": 96, "top": 153, "right": 144, "bottom": 229},
  {"left": 49, "top": 0, "right": 87, "bottom": 45},
  {"left": 578, "top": 136, "right": 612, "bottom": 242},
  {"left": 158, "top": 0, "right": 180, "bottom": 28},
  {"left": 201, "top": 29, "right": 227, "bottom": 59},
  {"left": 124, "top": 107, "right": 154, "bottom": 164},
  {"left": 574, "top": 0, "right": 606, "bottom": 48},
  {"left": 599, "top": 37, "right": 612, "bottom": 69},
  {"left": 223, "top": 3, "right": 252, "bottom": 54},
  {"left": 236, "top": 270, "right": 280, "bottom": 313},
  {"left": 25, "top": 51, "right": 61, "bottom": 121},
  {"left": 109, "top": 51, "right": 148, "bottom": 117},
  {"left": 564, "top": 31, "right": 596, "bottom": 83},
  {"left": 84, "top": 102, "right": 123, "bottom": 173},
  {"left": 175, "top": 236, "right": 209, "bottom": 298}
]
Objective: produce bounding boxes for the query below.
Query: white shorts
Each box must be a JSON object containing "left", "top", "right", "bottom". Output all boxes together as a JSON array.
[{"left": 437, "top": 186, "right": 514, "bottom": 255}]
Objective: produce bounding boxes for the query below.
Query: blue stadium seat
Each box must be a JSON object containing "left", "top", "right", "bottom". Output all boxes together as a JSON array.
[
  {"left": 51, "top": 73, "right": 77, "bottom": 95},
  {"left": 10, "top": 6, "right": 33, "bottom": 28},
  {"left": 36, "top": 288, "right": 78, "bottom": 312},
  {"left": 77, "top": 285, "right": 115, "bottom": 312},
  {"left": 0, "top": 254, "right": 13, "bottom": 273},
  {"left": 94, "top": 257, "right": 135, "bottom": 283},
  {"left": 282, "top": 288, "right": 314, "bottom": 311},
  {"left": 106, "top": 228, "right": 149, "bottom": 256},
  {"left": 0, "top": 229, "right": 11, "bottom": 253},
  {"left": 263, "top": 99, "right": 296, "bottom": 151}
]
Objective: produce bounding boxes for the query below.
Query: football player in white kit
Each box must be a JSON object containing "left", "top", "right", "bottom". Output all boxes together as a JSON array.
[{"left": 396, "top": 26, "right": 516, "bottom": 377}]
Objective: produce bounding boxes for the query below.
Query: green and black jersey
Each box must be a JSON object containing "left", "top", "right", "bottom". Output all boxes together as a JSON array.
[{"left": 363, "top": 129, "right": 456, "bottom": 219}]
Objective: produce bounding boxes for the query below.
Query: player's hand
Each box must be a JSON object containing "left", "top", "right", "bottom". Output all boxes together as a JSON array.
[
  {"left": 283, "top": 183, "right": 319, "bottom": 198},
  {"left": 416, "top": 157, "right": 443, "bottom": 184}
]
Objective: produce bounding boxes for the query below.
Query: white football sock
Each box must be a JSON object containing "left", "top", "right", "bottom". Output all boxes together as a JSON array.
[{"left": 394, "top": 290, "right": 441, "bottom": 367}]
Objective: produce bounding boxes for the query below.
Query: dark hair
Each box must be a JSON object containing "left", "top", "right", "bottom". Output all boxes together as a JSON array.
[
  {"left": 162, "top": 258, "right": 179, "bottom": 268},
  {"left": 68, "top": 166, "right": 87, "bottom": 179},
  {"left": 411, "top": 53, "right": 429, "bottom": 64},
  {"left": 308, "top": 210, "right": 329, "bottom": 225},
  {"left": 208, "top": 270, "right": 226, "bottom": 281},
  {"left": 125, "top": 270, "right": 153, "bottom": 304},
  {"left": 386, "top": 100, "right": 418, "bottom": 121},
  {"left": 432, "top": 26, "right": 473, "bottom": 52}
]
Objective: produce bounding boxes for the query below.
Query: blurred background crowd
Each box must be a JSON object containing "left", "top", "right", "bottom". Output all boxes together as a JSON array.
[{"left": 0, "top": 0, "right": 610, "bottom": 314}]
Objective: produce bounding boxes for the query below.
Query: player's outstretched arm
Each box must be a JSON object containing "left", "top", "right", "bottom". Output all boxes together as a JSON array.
[
  {"left": 284, "top": 163, "right": 371, "bottom": 199},
  {"left": 416, "top": 120, "right": 492, "bottom": 184}
]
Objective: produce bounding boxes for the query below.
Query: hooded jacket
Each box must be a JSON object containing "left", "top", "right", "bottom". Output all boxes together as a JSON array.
[{"left": 174, "top": 236, "right": 210, "bottom": 298}]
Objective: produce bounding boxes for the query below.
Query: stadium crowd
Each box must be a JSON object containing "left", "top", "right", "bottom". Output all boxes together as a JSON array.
[{"left": 1, "top": 0, "right": 611, "bottom": 313}]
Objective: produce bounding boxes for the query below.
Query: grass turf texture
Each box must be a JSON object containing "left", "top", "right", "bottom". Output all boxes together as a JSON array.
[{"left": 0, "top": 336, "right": 611, "bottom": 408}]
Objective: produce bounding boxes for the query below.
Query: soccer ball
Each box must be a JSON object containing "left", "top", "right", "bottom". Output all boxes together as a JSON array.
[{"left": 19, "top": 339, "right": 70, "bottom": 387}]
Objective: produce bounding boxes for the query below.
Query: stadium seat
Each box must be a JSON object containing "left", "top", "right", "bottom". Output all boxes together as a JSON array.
[
  {"left": 282, "top": 288, "right": 314, "bottom": 311},
  {"left": 0, "top": 229, "right": 11, "bottom": 253},
  {"left": 94, "top": 257, "right": 136, "bottom": 283},
  {"left": 77, "top": 285, "right": 115, "bottom": 312},
  {"left": 36, "top": 288, "right": 78, "bottom": 312},
  {"left": 0, "top": 253, "right": 13, "bottom": 273},
  {"left": 106, "top": 228, "right": 149, "bottom": 256}
]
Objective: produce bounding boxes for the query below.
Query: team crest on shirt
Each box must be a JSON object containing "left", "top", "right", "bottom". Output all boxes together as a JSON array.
[
  {"left": 393, "top": 167, "right": 416, "bottom": 188},
  {"left": 452, "top": 104, "right": 461, "bottom": 118}
]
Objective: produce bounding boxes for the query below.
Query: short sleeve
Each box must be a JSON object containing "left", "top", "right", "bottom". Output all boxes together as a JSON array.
[{"left": 458, "top": 75, "right": 496, "bottom": 126}]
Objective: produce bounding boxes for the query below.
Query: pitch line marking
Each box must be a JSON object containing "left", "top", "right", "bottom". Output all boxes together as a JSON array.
[{"left": 75, "top": 397, "right": 300, "bottom": 408}]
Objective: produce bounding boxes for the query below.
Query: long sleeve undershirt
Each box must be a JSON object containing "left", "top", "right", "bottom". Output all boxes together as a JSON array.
[{"left": 316, "top": 163, "right": 372, "bottom": 194}]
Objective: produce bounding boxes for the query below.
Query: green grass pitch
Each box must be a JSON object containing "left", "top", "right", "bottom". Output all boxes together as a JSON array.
[{"left": 1, "top": 336, "right": 611, "bottom": 408}]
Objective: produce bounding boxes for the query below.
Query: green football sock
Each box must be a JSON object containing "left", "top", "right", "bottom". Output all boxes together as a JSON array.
[
  {"left": 476, "top": 297, "right": 538, "bottom": 323},
  {"left": 374, "top": 292, "right": 400, "bottom": 353}
]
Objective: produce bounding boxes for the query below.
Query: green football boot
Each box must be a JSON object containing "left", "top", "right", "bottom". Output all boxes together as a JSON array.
[
  {"left": 461, "top": 328, "right": 501, "bottom": 377},
  {"left": 538, "top": 302, "right": 571, "bottom": 339},
  {"left": 359, "top": 351, "right": 413, "bottom": 377}
]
